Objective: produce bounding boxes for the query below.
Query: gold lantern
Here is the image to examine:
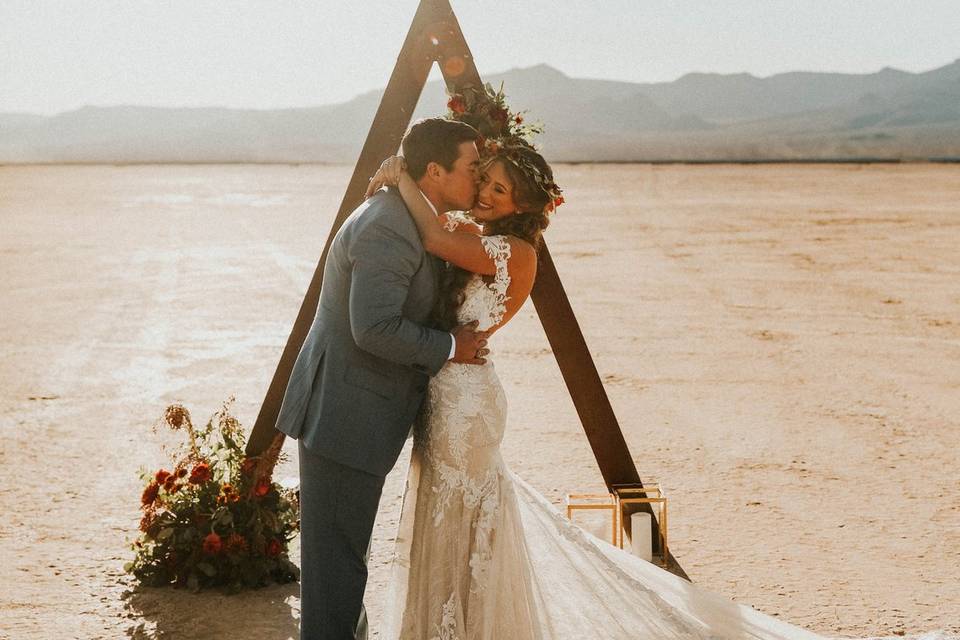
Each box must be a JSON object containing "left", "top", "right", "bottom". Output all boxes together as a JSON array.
[
  {"left": 611, "top": 481, "right": 668, "bottom": 567},
  {"left": 564, "top": 492, "right": 618, "bottom": 545}
]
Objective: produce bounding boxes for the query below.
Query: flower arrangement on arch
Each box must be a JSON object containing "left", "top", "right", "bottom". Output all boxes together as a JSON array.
[{"left": 125, "top": 398, "right": 300, "bottom": 593}]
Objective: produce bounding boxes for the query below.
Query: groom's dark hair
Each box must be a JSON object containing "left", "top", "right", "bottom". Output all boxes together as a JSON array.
[{"left": 402, "top": 118, "right": 479, "bottom": 181}]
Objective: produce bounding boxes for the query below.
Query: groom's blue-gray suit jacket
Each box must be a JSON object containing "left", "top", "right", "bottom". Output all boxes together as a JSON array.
[{"left": 274, "top": 188, "right": 452, "bottom": 477}]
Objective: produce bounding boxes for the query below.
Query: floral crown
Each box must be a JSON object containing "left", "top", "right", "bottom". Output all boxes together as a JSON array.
[{"left": 446, "top": 83, "right": 564, "bottom": 212}]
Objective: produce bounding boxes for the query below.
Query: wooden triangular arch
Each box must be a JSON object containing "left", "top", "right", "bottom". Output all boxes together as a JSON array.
[{"left": 245, "top": 0, "right": 687, "bottom": 579}]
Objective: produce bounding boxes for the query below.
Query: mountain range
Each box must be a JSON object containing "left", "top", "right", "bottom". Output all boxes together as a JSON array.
[{"left": 2, "top": 59, "right": 959, "bottom": 163}]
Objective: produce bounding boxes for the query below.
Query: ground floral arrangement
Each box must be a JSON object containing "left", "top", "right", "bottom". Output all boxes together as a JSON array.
[{"left": 125, "top": 399, "right": 300, "bottom": 593}]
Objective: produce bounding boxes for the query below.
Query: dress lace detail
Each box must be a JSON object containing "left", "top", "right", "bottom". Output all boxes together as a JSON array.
[
  {"left": 442, "top": 211, "right": 474, "bottom": 232},
  {"left": 430, "top": 593, "right": 460, "bottom": 640},
  {"left": 457, "top": 234, "right": 511, "bottom": 332}
]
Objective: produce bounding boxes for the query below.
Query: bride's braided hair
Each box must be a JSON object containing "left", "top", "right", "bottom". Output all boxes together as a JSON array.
[{"left": 430, "top": 145, "right": 556, "bottom": 331}]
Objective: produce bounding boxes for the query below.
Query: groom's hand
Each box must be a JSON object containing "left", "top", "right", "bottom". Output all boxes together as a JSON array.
[{"left": 451, "top": 320, "right": 491, "bottom": 365}]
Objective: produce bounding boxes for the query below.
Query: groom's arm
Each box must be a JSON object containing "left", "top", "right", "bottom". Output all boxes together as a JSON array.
[{"left": 347, "top": 214, "right": 453, "bottom": 376}]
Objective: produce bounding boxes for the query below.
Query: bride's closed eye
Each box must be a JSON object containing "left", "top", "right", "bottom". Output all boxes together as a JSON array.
[{"left": 480, "top": 174, "right": 507, "bottom": 195}]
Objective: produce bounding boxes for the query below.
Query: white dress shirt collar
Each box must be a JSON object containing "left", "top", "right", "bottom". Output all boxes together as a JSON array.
[{"left": 418, "top": 189, "right": 440, "bottom": 217}]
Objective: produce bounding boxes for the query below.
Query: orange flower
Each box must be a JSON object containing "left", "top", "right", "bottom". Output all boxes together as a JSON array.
[
  {"left": 254, "top": 479, "right": 271, "bottom": 497},
  {"left": 514, "top": 114, "right": 524, "bottom": 125},
  {"left": 189, "top": 462, "right": 211, "bottom": 485},
  {"left": 139, "top": 510, "right": 155, "bottom": 533},
  {"left": 141, "top": 482, "right": 160, "bottom": 506},
  {"left": 447, "top": 95, "right": 466, "bottom": 115},
  {"left": 202, "top": 532, "right": 222, "bottom": 555},
  {"left": 217, "top": 483, "right": 240, "bottom": 505},
  {"left": 553, "top": 195, "right": 565, "bottom": 209},
  {"left": 265, "top": 539, "right": 282, "bottom": 557},
  {"left": 155, "top": 469, "right": 171, "bottom": 484},
  {"left": 225, "top": 533, "right": 248, "bottom": 555},
  {"left": 163, "top": 475, "right": 179, "bottom": 493}
]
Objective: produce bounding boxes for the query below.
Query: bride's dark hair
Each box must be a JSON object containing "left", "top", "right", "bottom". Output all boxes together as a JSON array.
[{"left": 430, "top": 146, "right": 555, "bottom": 331}]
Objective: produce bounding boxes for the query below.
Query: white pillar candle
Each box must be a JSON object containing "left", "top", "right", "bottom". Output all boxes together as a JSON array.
[{"left": 630, "top": 512, "right": 653, "bottom": 562}]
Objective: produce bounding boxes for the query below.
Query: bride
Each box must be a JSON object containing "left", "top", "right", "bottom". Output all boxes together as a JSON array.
[{"left": 364, "top": 143, "right": 950, "bottom": 640}]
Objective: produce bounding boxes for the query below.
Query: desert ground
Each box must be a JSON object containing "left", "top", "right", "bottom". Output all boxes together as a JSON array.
[{"left": 0, "top": 163, "right": 957, "bottom": 639}]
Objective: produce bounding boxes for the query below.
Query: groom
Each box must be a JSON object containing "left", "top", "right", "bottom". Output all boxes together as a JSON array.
[{"left": 275, "top": 117, "right": 488, "bottom": 640}]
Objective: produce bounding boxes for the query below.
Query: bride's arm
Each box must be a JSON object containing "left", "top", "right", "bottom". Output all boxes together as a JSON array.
[
  {"left": 367, "top": 156, "right": 532, "bottom": 277},
  {"left": 396, "top": 171, "right": 512, "bottom": 276}
]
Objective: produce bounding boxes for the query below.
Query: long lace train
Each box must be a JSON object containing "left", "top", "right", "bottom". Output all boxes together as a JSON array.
[{"left": 380, "top": 229, "right": 954, "bottom": 640}]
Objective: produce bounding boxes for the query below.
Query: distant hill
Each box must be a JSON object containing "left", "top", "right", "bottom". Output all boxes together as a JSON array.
[{"left": 2, "top": 60, "right": 959, "bottom": 163}]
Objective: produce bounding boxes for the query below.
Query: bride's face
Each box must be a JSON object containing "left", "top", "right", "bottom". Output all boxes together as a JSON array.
[{"left": 470, "top": 160, "right": 519, "bottom": 223}]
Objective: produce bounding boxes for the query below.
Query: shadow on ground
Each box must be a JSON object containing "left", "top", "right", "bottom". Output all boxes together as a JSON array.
[{"left": 122, "top": 581, "right": 300, "bottom": 639}]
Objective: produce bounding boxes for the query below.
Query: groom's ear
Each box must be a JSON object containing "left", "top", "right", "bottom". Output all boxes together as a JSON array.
[{"left": 423, "top": 161, "right": 443, "bottom": 183}]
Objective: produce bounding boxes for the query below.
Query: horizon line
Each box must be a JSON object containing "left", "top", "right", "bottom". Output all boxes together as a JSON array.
[
  {"left": 3, "top": 158, "right": 959, "bottom": 168},
  {"left": 4, "top": 55, "right": 958, "bottom": 119}
]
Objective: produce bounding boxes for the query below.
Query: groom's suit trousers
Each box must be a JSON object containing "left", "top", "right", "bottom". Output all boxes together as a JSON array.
[
  {"left": 298, "top": 440, "right": 385, "bottom": 640},
  {"left": 279, "top": 190, "right": 452, "bottom": 639}
]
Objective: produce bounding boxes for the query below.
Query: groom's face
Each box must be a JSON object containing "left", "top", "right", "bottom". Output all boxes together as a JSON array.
[{"left": 437, "top": 141, "right": 480, "bottom": 212}]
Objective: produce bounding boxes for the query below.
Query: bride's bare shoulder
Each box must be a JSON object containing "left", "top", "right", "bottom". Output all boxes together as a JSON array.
[{"left": 504, "top": 236, "right": 538, "bottom": 277}]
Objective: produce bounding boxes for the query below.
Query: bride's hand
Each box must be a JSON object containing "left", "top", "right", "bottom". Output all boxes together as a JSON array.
[{"left": 365, "top": 155, "right": 407, "bottom": 199}]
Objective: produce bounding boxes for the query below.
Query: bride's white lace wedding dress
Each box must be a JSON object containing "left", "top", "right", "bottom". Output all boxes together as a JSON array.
[{"left": 381, "top": 232, "right": 952, "bottom": 640}]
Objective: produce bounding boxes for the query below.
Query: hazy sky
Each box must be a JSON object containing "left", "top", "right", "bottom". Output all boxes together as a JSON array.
[{"left": 2, "top": 0, "right": 958, "bottom": 115}]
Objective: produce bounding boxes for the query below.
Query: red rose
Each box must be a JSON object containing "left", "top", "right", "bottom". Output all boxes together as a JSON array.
[
  {"left": 265, "top": 539, "right": 282, "bottom": 557},
  {"left": 141, "top": 482, "right": 160, "bottom": 506},
  {"left": 254, "top": 479, "right": 271, "bottom": 497},
  {"left": 202, "top": 532, "right": 222, "bottom": 555},
  {"left": 553, "top": 195, "right": 565, "bottom": 209},
  {"left": 447, "top": 95, "right": 466, "bottom": 115},
  {"left": 155, "top": 469, "right": 171, "bottom": 484},
  {"left": 189, "top": 462, "right": 211, "bottom": 485}
]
